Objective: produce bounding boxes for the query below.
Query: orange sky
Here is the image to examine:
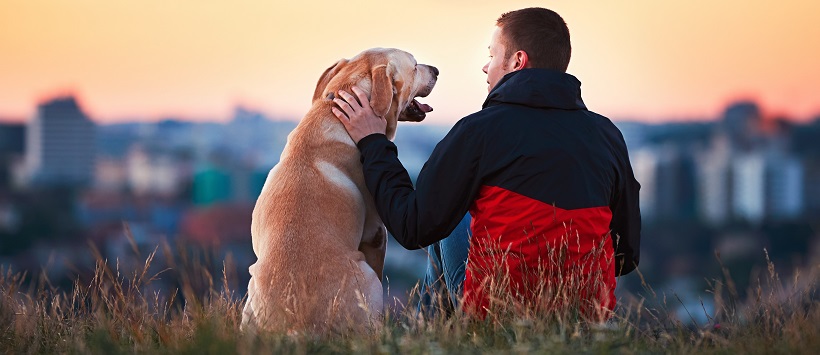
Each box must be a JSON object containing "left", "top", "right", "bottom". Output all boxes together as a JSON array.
[{"left": 1, "top": 0, "right": 819, "bottom": 124}]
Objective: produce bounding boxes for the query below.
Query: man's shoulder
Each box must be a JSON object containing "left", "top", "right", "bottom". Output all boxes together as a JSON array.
[
  {"left": 458, "top": 105, "right": 513, "bottom": 127},
  {"left": 437, "top": 107, "right": 509, "bottom": 146},
  {"left": 581, "top": 110, "right": 630, "bottom": 154},
  {"left": 585, "top": 110, "right": 626, "bottom": 138}
]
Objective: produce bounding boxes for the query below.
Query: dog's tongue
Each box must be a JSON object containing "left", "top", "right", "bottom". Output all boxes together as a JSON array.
[{"left": 414, "top": 99, "right": 433, "bottom": 113}]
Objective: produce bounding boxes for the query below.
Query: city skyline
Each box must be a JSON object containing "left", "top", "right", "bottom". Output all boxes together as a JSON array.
[
  {"left": 5, "top": 95, "right": 817, "bottom": 226},
  {"left": 2, "top": 1, "right": 820, "bottom": 124},
  {"left": 1, "top": 93, "right": 818, "bottom": 128}
]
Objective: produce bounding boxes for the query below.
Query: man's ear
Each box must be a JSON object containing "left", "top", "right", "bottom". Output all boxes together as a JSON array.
[
  {"left": 313, "top": 59, "right": 348, "bottom": 103},
  {"left": 510, "top": 50, "right": 529, "bottom": 71},
  {"left": 370, "top": 64, "right": 393, "bottom": 117}
]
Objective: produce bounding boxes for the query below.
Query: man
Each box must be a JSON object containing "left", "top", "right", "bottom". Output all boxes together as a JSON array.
[{"left": 332, "top": 7, "right": 640, "bottom": 321}]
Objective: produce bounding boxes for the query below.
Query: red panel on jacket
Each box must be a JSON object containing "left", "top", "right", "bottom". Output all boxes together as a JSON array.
[{"left": 464, "top": 185, "right": 616, "bottom": 321}]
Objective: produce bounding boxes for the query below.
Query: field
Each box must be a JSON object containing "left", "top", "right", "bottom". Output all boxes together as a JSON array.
[{"left": 2, "top": 236, "right": 819, "bottom": 354}]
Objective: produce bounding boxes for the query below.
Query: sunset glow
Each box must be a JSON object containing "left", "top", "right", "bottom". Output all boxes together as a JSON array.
[{"left": 1, "top": 0, "right": 819, "bottom": 124}]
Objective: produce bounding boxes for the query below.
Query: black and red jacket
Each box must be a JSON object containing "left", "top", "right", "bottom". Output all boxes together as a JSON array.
[{"left": 357, "top": 68, "right": 641, "bottom": 316}]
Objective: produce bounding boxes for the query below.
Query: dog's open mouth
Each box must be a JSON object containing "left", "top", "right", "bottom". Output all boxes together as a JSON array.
[{"left": 399, "top": 97, "right": 433, "bottom": 122}]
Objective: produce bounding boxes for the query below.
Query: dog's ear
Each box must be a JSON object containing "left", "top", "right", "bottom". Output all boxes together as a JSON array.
[
  {"left": 313, "top": 59, "right": 348, "bottom": 103},
  {"left": 370, "top": 64, "right": 393, "bottom": 117}
]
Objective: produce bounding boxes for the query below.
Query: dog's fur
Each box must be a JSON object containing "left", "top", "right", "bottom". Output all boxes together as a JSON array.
[{"left": 241, "top": 48, "right": 437, "bottom": 334}]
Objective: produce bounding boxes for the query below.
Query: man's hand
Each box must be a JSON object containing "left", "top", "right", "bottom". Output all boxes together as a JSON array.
[{"left": 331, "top": 86, "right": 387, "bottom": 144}]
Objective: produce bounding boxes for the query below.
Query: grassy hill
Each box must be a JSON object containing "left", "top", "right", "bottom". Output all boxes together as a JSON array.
[{"left": 2, "top": 239, "right": 819, "bottom": 354}]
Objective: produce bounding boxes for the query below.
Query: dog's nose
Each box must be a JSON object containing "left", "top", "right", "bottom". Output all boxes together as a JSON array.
[{"left": 429, "top": 65, "right": 439, "bottom": 77}]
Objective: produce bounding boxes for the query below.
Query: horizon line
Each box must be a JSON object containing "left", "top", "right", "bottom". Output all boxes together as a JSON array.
[{"left": 1, "top": 99, "right": 819, "bottom": 126}]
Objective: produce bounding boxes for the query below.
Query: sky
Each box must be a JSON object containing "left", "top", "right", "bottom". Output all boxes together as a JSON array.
[{"left": 1, "top": 0, "right": 819, "bottom": 124}]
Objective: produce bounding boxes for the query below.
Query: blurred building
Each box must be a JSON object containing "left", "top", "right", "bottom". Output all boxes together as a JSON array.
[
  {"left": 691, "top": 101, "right": 811, "bottom": 225},
  {"left": 804, "top": 159, "right": 820, "bottom": 217},
  {"left": 94, "top": 157, "right": 128, "bottom": 192},
  {"left": 141, "top": 119, "right": 197, "bottom": 151},
  {"left": 179, "top": 203, "right": 254, "bottom": 246},
  {"left": 732, "top": 153, "right": 766, "bottom": 223},
  {"left": 635, "top": 145, "right": 698, "bottom": 222},
  {"left": 721, "top": 101, "right": 762, "bottom": 151},
  {"left": 226, "top": 106, "right": 288, "bottom": 168},
  {"left": 765, "top": 153, "right": 803, "bottom": 220},
  {"left": 0, "top": 199, "right": 20, "bottom": 233},
  {"left": 0, "top": 124, "right": 24, "bottom": 153},
  {"left": 125, "top": 145, "right": 189, "bottom": 196},
  {"left": 192, "top": 163, "right": 267, "bottom": 206},
  {"left": 792, "top": 118, "right": 820, "bottom": 217},
  {"left": 0, "top": 124, "right": 22, "bottom": 232},
  {"left": 615, "top": 122, "right": 650, "bottom": 151},
  {"left": 0, "top": 124, "right": 25, "bottom": 188},
  {"left": 22, "top": 97, "right": 96, "bottom": 187},
  {"left": 193, "top": 166, "right": 232, "bottom": 205},
  {"left": 696, "top": 135, "right": 732, "bottom": 225},
  {"left": 632, "top": 148, "right": 658, "bottom": 220}
]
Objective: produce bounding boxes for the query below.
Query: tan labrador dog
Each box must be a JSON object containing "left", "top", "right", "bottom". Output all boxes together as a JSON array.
[{"left": 242, "top": 48, "right": 438, "bottom": 334}]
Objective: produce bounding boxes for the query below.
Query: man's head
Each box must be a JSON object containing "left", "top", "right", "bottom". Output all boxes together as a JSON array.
[{"left": 482, "top": 7, "right": 572, "bottom": 92}]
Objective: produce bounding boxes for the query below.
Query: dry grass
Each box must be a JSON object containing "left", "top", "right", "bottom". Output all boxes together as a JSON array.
[{"left": 2, "top": 230, "right": 820, "bottom": 354}]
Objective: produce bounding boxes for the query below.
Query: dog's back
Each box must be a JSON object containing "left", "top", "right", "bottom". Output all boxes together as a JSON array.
[{"left": 242, "top": 106, "right": 383, "bottom": 333}]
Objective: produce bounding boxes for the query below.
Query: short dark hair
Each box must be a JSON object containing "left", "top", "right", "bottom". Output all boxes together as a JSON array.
[{"left": 496, "top": 7, "right": 571, "bottom": 72}]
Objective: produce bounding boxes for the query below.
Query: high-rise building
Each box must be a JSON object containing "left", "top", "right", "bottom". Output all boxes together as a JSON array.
[
  {"left": 728, "top": 150, "right": 804, "bottom": 223},
  {"left": 722, "top": 101, "right": 762, "bottom": 150},
  {"left": 24, "top": 96, "right": 96, "bottom": 186},
  {"left": 803, "top": 158, "right": 820, "bottom": 217},
  {"left": 632, "top": 148, "right": 658, "bottom": 220},
  {"left": 732, "top": 153, "right": 766, "bottom": 223},
  {"left": 697, "top": 135, "right": 732, "bottom": 225},
  {"left": 633, "top": 144, "right": 699, "bottom": 222},
  {"left": 766, "top": 154, "right": 803, "bottom": 220}
]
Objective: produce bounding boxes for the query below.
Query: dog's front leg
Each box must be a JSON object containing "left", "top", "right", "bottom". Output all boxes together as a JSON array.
[{"left": 358, "top": 226, "right": 386, "bottom": 281}]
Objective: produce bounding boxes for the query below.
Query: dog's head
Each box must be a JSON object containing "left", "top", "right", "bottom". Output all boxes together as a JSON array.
[{"left": 313, "top": 48, "right": 438, "bottom": 139}]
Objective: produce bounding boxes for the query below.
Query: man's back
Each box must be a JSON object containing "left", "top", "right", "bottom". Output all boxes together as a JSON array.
[{"left": 429, "top": 68, "right": 640, "bottom": 318}]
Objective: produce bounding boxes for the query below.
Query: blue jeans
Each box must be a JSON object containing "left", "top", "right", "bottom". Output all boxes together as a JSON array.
[{"left": 419, "top": 213, "right": 471, "bottom": 316}]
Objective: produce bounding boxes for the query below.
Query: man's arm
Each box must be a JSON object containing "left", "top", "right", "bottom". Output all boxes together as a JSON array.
[
  {"left": 610, "top": 146, "right": 642, "bottom": 276},
  {"left": 333, "top": 87, "right": 482, "bottom": 249}
]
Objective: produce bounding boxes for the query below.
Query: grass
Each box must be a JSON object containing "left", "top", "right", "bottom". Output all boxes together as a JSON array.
[{"left": 2, "top": 231, "right": 820, "bottom": 354}]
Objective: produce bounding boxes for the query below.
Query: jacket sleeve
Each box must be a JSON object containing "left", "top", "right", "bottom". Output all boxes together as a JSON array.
[
  {"left": 610, "top": 141, "right": 642, "bottom": 276},
  {"left": 356, "top": 120, "right": 482, "bottom": 250}
]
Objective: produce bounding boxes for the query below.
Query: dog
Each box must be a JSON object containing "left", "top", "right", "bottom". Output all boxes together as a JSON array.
[{"left": 241, "top": 48, "right": 438, "bottom": 334}]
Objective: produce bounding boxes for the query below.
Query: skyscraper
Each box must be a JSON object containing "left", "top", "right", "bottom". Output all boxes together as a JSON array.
[
  {"left": 24, "top": 96, "right": 96, "bottom": 186},
  {"left": 766, "top": 154, "right": 804, "bottom": 220},
  {"left": 632, "top": 148, "right": 658, "bottom": 221},
  {"left": 732, "top": 153, "right": 766, "bottom": 223},
  {"left": 697, "top": 135, "right": 732, "bottom": 225}
]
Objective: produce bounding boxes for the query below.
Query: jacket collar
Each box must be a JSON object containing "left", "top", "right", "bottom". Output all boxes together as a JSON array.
[{"left": 482, "top": 69, "right": 587, "bottom": 111}]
